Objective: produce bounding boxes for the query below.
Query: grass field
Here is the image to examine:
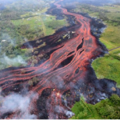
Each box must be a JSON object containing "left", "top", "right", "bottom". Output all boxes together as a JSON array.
[
  {"left": 93, "top": 49, "right": 120, "bottom": 87},
  {"left": 12, "top": 13, "right": 67, "bottom": 39},
  {"left": 100, "top": 25, "right": 120, "bottom": 49}
]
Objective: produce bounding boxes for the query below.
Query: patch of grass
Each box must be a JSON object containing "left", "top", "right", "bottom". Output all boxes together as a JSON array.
[
  {"left": 100, "top": 25, "right": 120, "bottom": 50},
  {"left": 92, "top": 48, "right": 120, "bottom": 86},
  {"left": 46, "top": 27, "right": 54, "bottom": 36},
  {"left": 100, "top": 38, "right": 115, "bottom": 50}
]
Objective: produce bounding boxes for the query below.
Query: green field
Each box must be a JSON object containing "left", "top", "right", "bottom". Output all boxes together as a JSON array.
[
  {"left": 100, "top": 25, "right": 120, "bottom": 49},
  {"left": 93, "top": 49, "right": 120, "bottom": 87},
  {"left": 11, "top": 14, "right": 67, "bottom": 39}
]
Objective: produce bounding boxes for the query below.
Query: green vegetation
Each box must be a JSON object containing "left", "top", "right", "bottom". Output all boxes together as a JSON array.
[
  {"left": 11, "top": 14, "right": 67, "bottom": 39},
  {"left": 100, "top": 25, "right": 120, "bottom": 50},
  {"left": 0, "top": 0, "right": 68, "bottom": 42},
  {"left": 92, "top": 49, "right": 120, "bottom": 87},
  {"left": 71, "top": 94, "right": 120, "bottom": 119},
  {"left": 28, "top": 77, "right": 39, "bottom": 86}
]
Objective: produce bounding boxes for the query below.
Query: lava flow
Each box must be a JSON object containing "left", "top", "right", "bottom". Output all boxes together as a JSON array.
[{"left": 0, "top": 0, "right": 120, "bottom": 119}]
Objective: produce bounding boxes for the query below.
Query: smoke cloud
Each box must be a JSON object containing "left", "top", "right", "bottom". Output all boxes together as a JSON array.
[
  {"left": 3, "top": 55, "right": 27, "bottom": 66},
  {"left": 0, "top": 90, "right": 37, "bottom": 119}
]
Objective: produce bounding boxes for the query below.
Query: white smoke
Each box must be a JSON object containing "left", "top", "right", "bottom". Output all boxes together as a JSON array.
[
  {"left": 0, "top": 33, "right": 16, "bottom": 46},
  {"left": 4, "top": 55, "right": 27, "bottom": 66},
  {"left": 54, "top": 105, "right": 74, "bottom": 118},
  {"left": 0, "top": 92, "right": 37, "bottom": 119},
  {"left": 24, "top": 38, "right": 33, "bottom": 49},
  {"left": 0, "top": 54, "right": 27, "bottom": 68},
  {"left": 65, "top": 110, "right": 75, "bottom": 118}
]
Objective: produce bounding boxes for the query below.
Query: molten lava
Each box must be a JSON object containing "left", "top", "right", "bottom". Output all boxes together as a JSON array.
[{"left": 0, "top": 0, "right": 119, "bottom": 119}]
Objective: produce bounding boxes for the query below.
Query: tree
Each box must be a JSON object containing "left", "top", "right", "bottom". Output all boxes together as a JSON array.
[
  {"left": 71, "top": 94, "right": 120, "bottom": 119},
  {"left": 28, "top": 80, "right": 33, "bottom": 86}
]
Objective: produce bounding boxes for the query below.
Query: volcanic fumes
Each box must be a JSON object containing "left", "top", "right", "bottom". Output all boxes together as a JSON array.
[{"left": 0, "top": 0, "right": 120, "bottom": 119}]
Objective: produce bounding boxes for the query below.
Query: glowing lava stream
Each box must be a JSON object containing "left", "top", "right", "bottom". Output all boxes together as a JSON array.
[{"left": 0, "top": 0, "right": 108, "bottom": 119}]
